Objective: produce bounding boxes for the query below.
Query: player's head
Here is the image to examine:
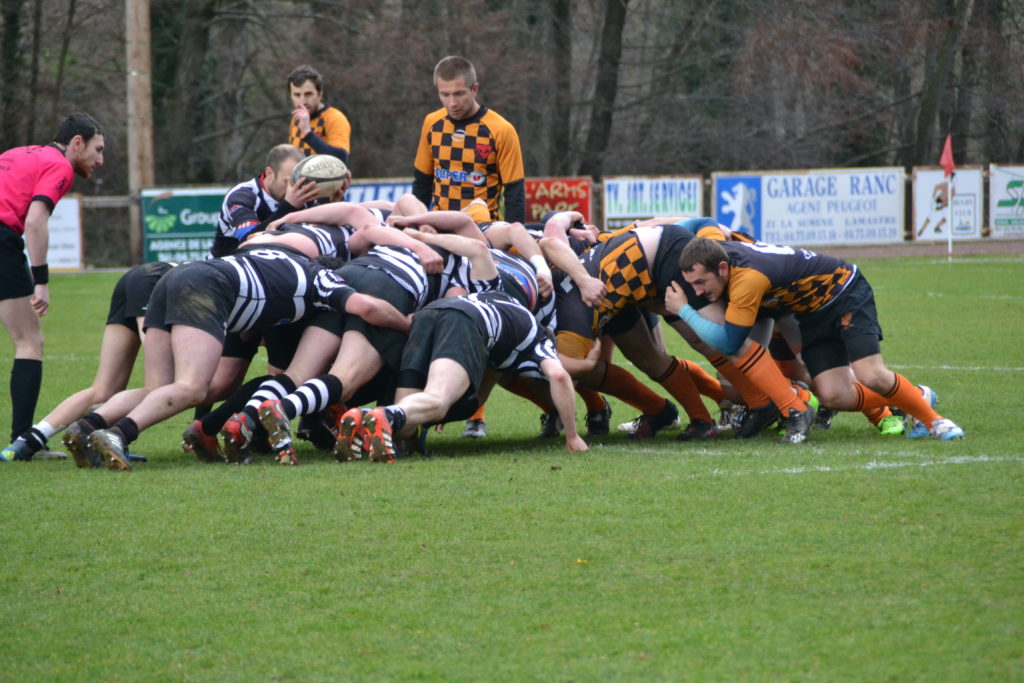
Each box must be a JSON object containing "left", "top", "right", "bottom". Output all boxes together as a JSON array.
[
  {"left": 433, "top": 56, "right": 480, "bottom": 120},
  {"left": 53, "top": 112, "right": 105, "bottom": 178},
  {"left": 263, "top": 144, "right": 304, "bottom": 201},
  {"left": 288, "top": 64, "right": 325, "bottom": 114},
  {"left": 679, "top": 237, "right": 730, "bottom": 302}
]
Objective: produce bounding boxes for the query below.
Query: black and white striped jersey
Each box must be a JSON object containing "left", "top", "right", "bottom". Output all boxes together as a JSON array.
[
  {"left": 263, "top": 222, "right": 355, "bottom": 260},
  {"left": 213, "top": 175, "right": 282, "bottom": 258},
  {"left": 425, "top": 290, "right": 559, "bottom": 379},
  {"left": 215, "top": 244, "right": 355, "bottom": 332},
  {"left": 491, "top": 248, "right": 557, "bottom": 330},
  {"left": 348, "top": 244, "right": 498, "bottom": 310}
]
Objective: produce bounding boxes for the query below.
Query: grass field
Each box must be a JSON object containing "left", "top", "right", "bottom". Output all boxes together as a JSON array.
[{"left": 1, "top": 253, "right": 1022, "bottom": 680}]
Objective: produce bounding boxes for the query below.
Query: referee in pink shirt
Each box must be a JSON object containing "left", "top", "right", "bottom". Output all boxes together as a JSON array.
[{"left": 0, "top": 113, "right": 104, "bottom": 452}]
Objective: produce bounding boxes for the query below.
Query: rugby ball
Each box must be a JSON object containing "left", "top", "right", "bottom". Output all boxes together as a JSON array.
[{"left": 291, "top": 154, "right": 349, "bottom": 198}]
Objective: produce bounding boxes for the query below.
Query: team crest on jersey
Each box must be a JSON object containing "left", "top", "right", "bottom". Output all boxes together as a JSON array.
[
  {"left": 314, "top": 269, "right": 347, "bottom": 297},
  {"left": 469, "top": 171, "right": 486, "bottom": 186},
  {"left": 452, "top": 129, "right": 466, "bottom": 142},
  {"left": 475, "top": 144, "right": 492, "bottom": 161}
]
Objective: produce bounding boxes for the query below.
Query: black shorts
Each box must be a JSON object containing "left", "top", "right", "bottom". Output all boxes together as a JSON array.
[
  {"left": 0, "top": 228, "right": 32, "bottom": 301},
  {"left": 397, "top": 307, "right": 487, "bottom": 399},
  {"left": 798, "top": 274, "right": 883, "bottom": 377},
  {"left": 338, "top": 264, "right": 417, "bottom": 370},
  {"left": 106, "top": 262, "right": 174, "bottom": 332},
  {"left": 143, "top": 261, "right": 235, "bottom": 342}
]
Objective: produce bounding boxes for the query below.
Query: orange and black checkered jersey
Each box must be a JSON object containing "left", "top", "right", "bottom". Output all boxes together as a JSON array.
[
  {"left": 414, "top": 106, "right": 524, "bottom": 219},
  {"left": 289, "top": 106, "right": 351, "bottom": 157},
  {"left": 720, "top": 242, "right": 857, "bottom": 327}
]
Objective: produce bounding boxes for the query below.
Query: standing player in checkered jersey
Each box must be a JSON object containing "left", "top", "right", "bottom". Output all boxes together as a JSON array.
[
  {"left": 412, "top": 56, "right": 525, "bottom": 224},
  {"left": 287, "top": 65, "right": 351, "bottom": 164}
]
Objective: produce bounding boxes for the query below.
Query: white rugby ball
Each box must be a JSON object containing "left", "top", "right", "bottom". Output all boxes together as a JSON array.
[{"left": 292, "top": 154, "right": 348, "bottom": 198}]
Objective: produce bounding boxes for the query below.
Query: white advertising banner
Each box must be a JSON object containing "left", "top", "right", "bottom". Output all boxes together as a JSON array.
[
  {"left": 911, "top": 166, "right": 983, "bottom": 240},
  {"left": 712, "top": 168, "right": 905, "bottom": 245},
  {"left": 988, "top": 164, "right": 1024, "bottom": 238},
  {"left": 602, "top": 176, "right": 704, "bottom": 230},
  {"left": 345, "top": 179, "right": 413, "bottom": 204},
  {"left": 49, "top": 194, "right": 83, "bottom": 270}
]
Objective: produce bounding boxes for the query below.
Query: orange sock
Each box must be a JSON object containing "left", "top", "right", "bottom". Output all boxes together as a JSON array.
[
  {"left": 679, "top": 358, "right": 724, "bottom": 403},
  {"left": 709, "top": 354, "right": 771, "bottom": 409},
  {"left": 468, "top": 404, "right": 486, "bottom": 421},
  {"left": 504, "top": 377, "right": 555, "bottom": 413},
  {"left": 853, "top": 381, "right": 890, "bottom": 413},
  {"left": 734, "top": 342, "right": 807, "bottom": 414},
  {"left": 880, "top": 373, "right": 940, "bottom": 425},
  {"left": 578, "top": 389, "right": 607, "bottom": 413},
  {"left": 654, "top": 358, "right": 712, "bottom": 422},
  {"left": 792, "top": 383, "right": 811, "bottom": 406},
  {"left": 599, "top": 364, "right": 665, "bottom": 414},
  {"left": 862, "top": 406, "right": 889, "bottom": 426}
]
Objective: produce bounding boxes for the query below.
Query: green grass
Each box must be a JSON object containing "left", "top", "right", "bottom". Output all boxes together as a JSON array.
[{"left": 2, "top": 254, "right": 1022, "bottom": 680}]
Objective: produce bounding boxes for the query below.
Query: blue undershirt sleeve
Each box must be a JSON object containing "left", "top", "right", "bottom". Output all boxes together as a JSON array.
[{"left": 676, "top": 305, "right": 749, "bottom": 355}]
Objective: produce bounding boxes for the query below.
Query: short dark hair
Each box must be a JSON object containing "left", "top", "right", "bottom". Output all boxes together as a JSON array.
[
  {"left": 265, "top": 144, "right": 303, "bottom": 172},
  {"left": 433, "top": 56, "right": 477, "bottom": 86},
  {"left": 53, "top": 112, "right": 103, "bottom": 145},
  {"left": 679, "top": 237, "right": 729, "bottom": 273},
  {"left": 287, "top": 65, "right": 323, "bottom": 93}
]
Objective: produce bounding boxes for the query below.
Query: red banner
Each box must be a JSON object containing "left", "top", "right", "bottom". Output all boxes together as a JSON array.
[{"left": 524, "top": 177, "right": 593, "bottom": 223}]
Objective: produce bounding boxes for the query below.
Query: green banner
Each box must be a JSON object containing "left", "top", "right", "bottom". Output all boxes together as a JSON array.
[{"left": 141, "top": 187, "right": 228, "bottom": 262}]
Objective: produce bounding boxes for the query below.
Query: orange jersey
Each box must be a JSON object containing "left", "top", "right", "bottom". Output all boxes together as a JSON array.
[
  {"left": 722, "top": 242, "right": 857, "bottom": 327},
  {"left": 289, "top": 106, "right": 351, "bottom": 156},
  {"left": 414, "top": 106, "right": 524, "bottom": 218}
]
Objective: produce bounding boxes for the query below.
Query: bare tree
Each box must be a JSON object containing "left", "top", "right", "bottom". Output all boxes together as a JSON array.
[{"left": 579, "top": 0, "right": 629, "bottom": 178}]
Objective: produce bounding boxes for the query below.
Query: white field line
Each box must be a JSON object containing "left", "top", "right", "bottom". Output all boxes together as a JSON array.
[
  {"left": 599, "top": 446, "right": 1024, "bottom": 477},
  {"left": 690, "top": 454, "right": 1023, "bottom": 479}
]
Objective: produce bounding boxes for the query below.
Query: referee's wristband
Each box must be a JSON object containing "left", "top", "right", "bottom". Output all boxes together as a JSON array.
[{"left": 30, "top": 264, "right": 49, "bottom": 285}]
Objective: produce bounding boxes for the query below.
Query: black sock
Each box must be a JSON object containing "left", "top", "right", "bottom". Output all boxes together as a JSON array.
[
  {"left": 10, "top": 359, "right": 42, "bottom": 440},
  {"left": 383, "top": 406, "right": 407, "bottom": 432},
  {"left": 24, "top": 427, "right": 47, "bottom": 454},
  {"left": 112, "top": 418, "right": 140, "bottom": 445},
  {"left": 80, "top": 412, "right": 108, "bottom": 432},
  {"left": 199, "top": 375, "right": 273, "bottom": 435}
]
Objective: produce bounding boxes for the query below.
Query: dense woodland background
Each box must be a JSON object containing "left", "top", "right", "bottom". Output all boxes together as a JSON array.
[{"left": 2, "top": 0, "right": 1022, "bottom": 263}]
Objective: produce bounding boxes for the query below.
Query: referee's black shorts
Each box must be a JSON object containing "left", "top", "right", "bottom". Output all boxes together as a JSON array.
[{"left": 0, "top": 227, "right": 33, "bottom": 301}]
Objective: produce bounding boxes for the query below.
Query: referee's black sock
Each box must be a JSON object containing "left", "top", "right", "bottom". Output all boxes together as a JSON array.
[{"left": 10, "top": 359, "right": 42, "bottom": 441}]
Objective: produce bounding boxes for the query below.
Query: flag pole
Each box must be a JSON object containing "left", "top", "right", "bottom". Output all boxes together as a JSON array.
[{"left": 947, "top": 171, "right": 954, "bottom": 262}]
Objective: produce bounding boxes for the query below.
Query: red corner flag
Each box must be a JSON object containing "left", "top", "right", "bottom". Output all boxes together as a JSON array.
[{"left": 940, "top": 134, "right": 955, "bottom": 177}]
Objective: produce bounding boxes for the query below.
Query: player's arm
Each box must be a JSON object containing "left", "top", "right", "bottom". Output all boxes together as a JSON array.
[
  {"left": 538, "top": 236, "right": 605, "bottom": 307},
  {"left": 301, "top": 110, "right": 350, "bottom": 163},
  {"left": 348, "top": 225, "right": 444, "bottom": 273},
  {"left": 387, "top": 210, "right": 487, "bottom": 243},
  {"left": 485, "top": 222, "right": 553, "bottom": 298},
  {"left": 412, "top": 117, "right": 435, "bottom": 207},
  {"left": 495, "top": 123, "right": 525, "bottom": 223},
  {"left": 403, "top": 228, "right": 498, "bottom": 282},
  {"left": 540, "top": 357, "right": 588, "bottom": 453},
  {"left": 24, "top": 200, "right": 52, "bottom": 316},
  {"left": 343, "top": 292, "right": 411, "bottom": 333}
]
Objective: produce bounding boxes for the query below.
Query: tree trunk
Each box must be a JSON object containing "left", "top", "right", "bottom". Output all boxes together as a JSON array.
[
  {"left": 911, "top": 0, "right": 971, "bottom": 165},
  {"left": 50, "top": 0, "right": 78, "bottom": 124},
  {"left": 1, "top": 0, "right": 25, "bottom": 149},
  {"left": 578, "top": 0, "right": 629, "bottom": 179},
  {"left": 549, "top": 0, "right": 572, "bottom": 174}
]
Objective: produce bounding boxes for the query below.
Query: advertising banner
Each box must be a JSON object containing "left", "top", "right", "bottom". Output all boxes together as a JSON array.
[
  {"left": 525, "top": 177, "right": 593, "bottom": 223},
  {"left": 911, "top": 166, "right": 983, "bottom": 240},
  {"left": 141, "top": 187, "right": 226, "bottom": 262},
  {"left": 712, "top": 168, "right": 905, "bottom": 245},
  {"left": 602, "top": 176, "right": 703, "bottom": 230},
  {"left": 988, "top": 164, "right": 1024, "bottom": 238},
  {"left": 49, "top": 194, "right": 83, "bottom": 270},
  {"left": 345, "top": 179, "right": 413, "bottom": 204}
]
